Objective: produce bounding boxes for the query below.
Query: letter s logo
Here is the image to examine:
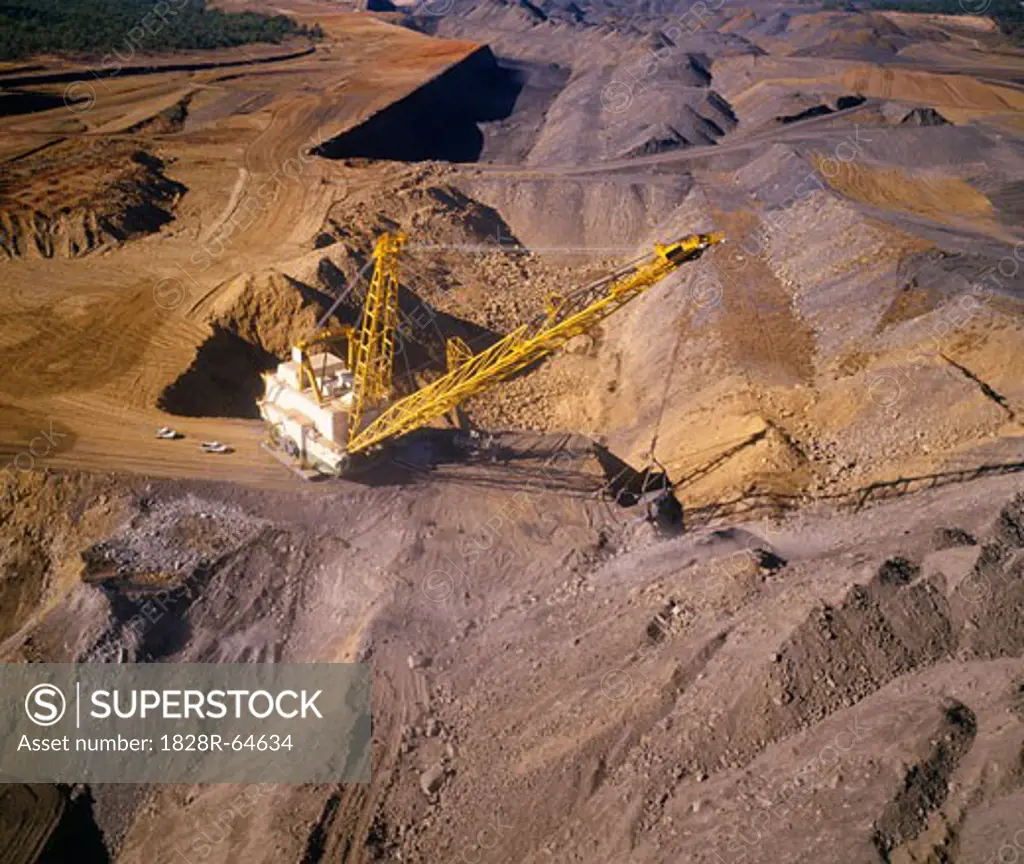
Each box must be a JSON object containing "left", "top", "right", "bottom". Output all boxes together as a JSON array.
[{"left": 25, "top": 684, "right": 66, "bottom": 726}]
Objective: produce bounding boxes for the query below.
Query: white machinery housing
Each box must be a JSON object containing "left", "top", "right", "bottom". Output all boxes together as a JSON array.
[{"left": 258, "top": 346, "right": 376, "bottom": 475}]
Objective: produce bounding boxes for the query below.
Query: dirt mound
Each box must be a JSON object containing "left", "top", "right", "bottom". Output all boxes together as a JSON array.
[
  {"left": 618, "top": 107, "right": 727, "bottom": 155},
  {"left": 755, "top": 562, "right": 957, "bottom": 731},
  {"left": 522, "top": 69, "right": 736, "bottom": 165},
  {"left": 955, "top": 493, "right": 1024, "bottom": 658},
  {"left": 611, "top": 534, "right": 1002, "bottom": 797},
  {"left": 792, "top": 12, "right": 913, "bottom": 59},
  {"left": 0, "top": 143, "right": 185, "bottom": 260},
  {"left": 160, "top": 269, "right": 339, "bottom": 418},
  {"left": 716, "top": 55, "right": 1024, "bottom": 122},
  {"left": 457, "top": 173, "right": 693, "bottom": 251},
  {"left": 901, "top": 106, "right": 951, "bottom": 126},
  {"left": 753, "top": 10, "right": 792, "bottom": 37},
  {"left": 368, "top": 183, "right": 518, "bottom": 253},
  {"left": 810, "top": 156, "right": 995, "bottom": 225},
  {"left": 0, "top": 471, "right": 125, "bottom": 649},
  {"left": 124, "top": 93, "right": 193, "bottom": 135},
  {"left": 838, "top": 65, "right": 1024, "bottom": 114},
  {"left": 619, "top": 122, "right": 695, "bottom": 157},
  {"left": 80, "top": 494, "right": 273, "bottom": 662},
  {"left": 313, "top": 176, "right": 521, "bottom": 276},
  {"left": 202, "top": 269, "right": 338, "bottom": 358},
  {"left": 871, "top": 701, "right": 977, "bottom": 860},
  {"left": 878, "top": 11, "right": 999, "bottom": 35},
  {"left": 761, "top": 494, "right": 1024, "bottom": 730}
]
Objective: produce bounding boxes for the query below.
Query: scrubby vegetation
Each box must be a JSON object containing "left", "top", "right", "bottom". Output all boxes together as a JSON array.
[
  {"left": 824, "top": 0, "right": 1024, "bottom": 44},
  {"left": 0, "top": 0, "right": 322, "bottom": 61}
]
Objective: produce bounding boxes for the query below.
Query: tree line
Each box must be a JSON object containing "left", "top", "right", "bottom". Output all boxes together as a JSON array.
[
  {"left": 0, "top": 0, "right": 323, "bottom": 61},
  {"left": 824, "top": 0, "right": 1024, "bottom": 44}
]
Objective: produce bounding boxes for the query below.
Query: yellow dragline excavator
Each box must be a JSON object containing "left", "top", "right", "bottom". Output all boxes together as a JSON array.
[{"left": 258, "top": 230, "right": 725, "bottom": 476}]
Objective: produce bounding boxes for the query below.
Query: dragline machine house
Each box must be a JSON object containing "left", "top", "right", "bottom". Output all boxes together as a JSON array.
[{"left": 259, "top": 229, "right": 725, "bottom": 476}]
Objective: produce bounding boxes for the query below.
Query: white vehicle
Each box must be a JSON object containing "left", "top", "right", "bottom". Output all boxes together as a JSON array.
[{"left": 200, "top": 441, "right": 232, "bottom": 454}]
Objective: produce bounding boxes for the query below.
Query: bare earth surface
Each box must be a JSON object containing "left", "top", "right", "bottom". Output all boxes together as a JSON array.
[{"left": 1, "top": 0, "right": 1023, "bottom": 861}]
